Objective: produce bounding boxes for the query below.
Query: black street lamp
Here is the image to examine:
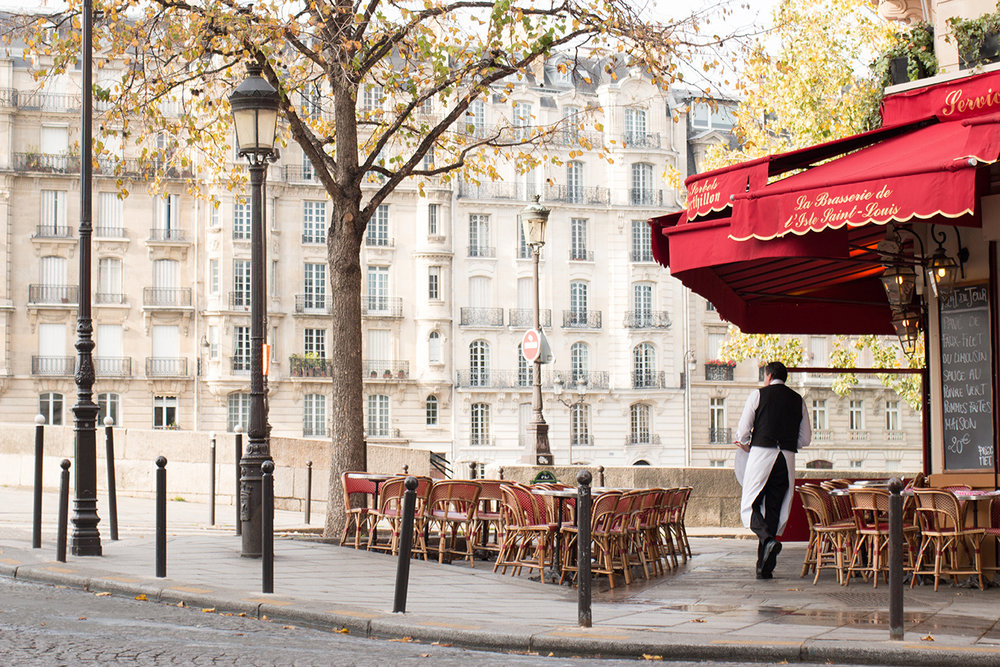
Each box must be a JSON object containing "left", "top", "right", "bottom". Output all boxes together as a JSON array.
[
  {"left": 229, "top": 63, "right": 279, "bottom": 557},
  {"left": 71, "top": 0, "right": 101, "bottom": 556},
  {"left": 520, "top": 195, "right": 554, "bottom": 466}
]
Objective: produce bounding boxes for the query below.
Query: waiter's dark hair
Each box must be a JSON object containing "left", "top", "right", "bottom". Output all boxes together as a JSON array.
[{"left": 764, "top": 361, "right": 788, "bottom": 381}]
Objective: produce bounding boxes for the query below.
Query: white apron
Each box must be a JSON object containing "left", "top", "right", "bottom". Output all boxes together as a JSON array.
[{"left": 735, "top": 446, "right": 796, "bottom": 536}]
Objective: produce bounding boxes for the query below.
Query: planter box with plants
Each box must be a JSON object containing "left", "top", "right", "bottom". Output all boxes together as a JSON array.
[
  {"left": 874, "top": 22, "right": 937, "bottom": 87},
  {"left": 949, "top": 7, "right": 1000, "bottom": 70}
]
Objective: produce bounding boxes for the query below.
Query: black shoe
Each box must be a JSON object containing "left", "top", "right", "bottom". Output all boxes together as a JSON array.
[
  {"left": 761, "top": 538, "right": 782, "bottom": 576},
  {"left": 756, "top": 571, "right": 773, "bottom": 580}
]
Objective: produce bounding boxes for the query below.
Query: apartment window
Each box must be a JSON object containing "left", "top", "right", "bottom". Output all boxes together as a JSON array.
[
  {"left": 512, "top": 101, "right": 532, "bottom": 139},
  {"left": 885, "top": 400, "right": 900, "bottom": 430},
  {"left": 97, "top": 257, "right": 122, "bottom": 303},
  {"left": 362, "top": 84, "right": 384, "bottom": 111},
  {"left": 691, "top": 102, "right": 711, "bottom": 129},
  {"left": 631, "top": 220, "right": 653, "bottom": 262},
  {"left": 517, "top": 344, "right": 532, "bottom": 387},
  {"left": 624, "top": 107, "right": 648, "bottom": 143},
  {"left": 633, "top": 283, "right": 653, "bottom": 324},
  {"left": 710, "top": 397, "right": 726, "bottom": 431},
  {"left": 849, "top": 400, "right": 864, "bottom": 430},
  {"left": 209, "top": 201, "right": 220, "bottom": 228},
  {"left": 209, "top": 259, "right": 219, "bottom": 294},
  {"left": 366, "top": 266, "right": 389, "bottom": 313},
  {"left": 630, "top": 404, "right": 650, "bottom": 444},
  {"left": 153, "top": 396, "right": 178, "bottom": 429},
  {"left": 97, "top": 392, "right": 119, "bottom": 426},
  {"left": 158, "top": 194, "right": 179, "bottom": 235},
  {"left": 633, "top": 343, "right": 656, "bottom": 387},
  {"left": 428, "top": 266, "right": 441, "bottom": 301},
  {"left": 706, "top": 300, "right": 716, "bottom": 312},
  {"left": 301, "top": 82, "right": 322, "bottom": 118},
  {"left": 427, "top": 204, "right": 440, "bottom": 237},
  {"left": 570, "top": 342, "right": 589, "bottom": 384},
  {"left": 570, "top": 403, "right": 591, "bottom": 447},
  {"left": 428, "top": 331, "right": 442, "bottom": 364},
  {"left": 233, "top": 197, "right": 250, "bottom": 240},
  {"left": 304, "top": 328, "right": 327, "bottom": 357},
  {"left": 569, "top": 281, "right": 589, "bottom": 320},
  {"left": 233, "top": 326, "right": 250, "bottom": 371},
  {"left": 469, "top": 340, "right": 490, "bottom": 387},
  {"left": 302, "top": 151, "right": 315, "bottom": 181},
  {"left": 708, "top": 332, "right": 727, "bottom": 360},
  {"left": 97, "top": 192, "right": 123, "bottom": 235},
  {"left": 425, "top": 395, "right": 439, "bottom": 426},
  {"left": 467, "top": 99, "right": 486, "bottom": 136},
  {"left": 471, "top": 402, "right": 491, "bottom": 446},
  {"left": 422, "top": 150, "right": 434, "bottom": 171},
  {"left": 566, "top": 162, "right": 583, "bottom": 203},
  {"left": 367, "top": 205, "right": 390, "bottom": 247},
  {"left": 367, "top": 394, "right": 391, "bottom": 437},
  {"left": 631, "top": 163, "right": 653, "bottom": 205},
  {"left": 810, "top": 337, "right": 828, "bottom": 365},
  {"left": 469, "top": 214, "right": 490, "bottom": 257},
  {"left": 304, "top": 262, "right": 327, "bottom": 311},
  {"left": 517, "top": 220, "right": 530, "bottom": 259},
  {"left": 40, "top": 190, "right": 67, "bottom": 233},
  {"left": 570, "top": 218, "right": 588, "bottom": 260},
  {"left": 39, "top": 392, "right": 63, "bottom": 425},
  {"left": 227, "top": 393, "right": 250, "bottom": 432},
  {"left": 709, "top": 459, "right": 726, "bottom": 468},
  {"left": 208, "top": 326, "right": 219, "bottom": 360},
  {"left": 234, "top": 259, "right": 251, "bottom": 308},
  {"left": 811, "top": 399, "right": 828, "bottom": 430},
  {"left": 303, "top": 394, "right": 327, "bottom": 436},
  {"left": 303, "top": 201, "right": 326, "bottom": 243},
  {"left": 271, "top": 260, "right": 279, "bottom": 297}
]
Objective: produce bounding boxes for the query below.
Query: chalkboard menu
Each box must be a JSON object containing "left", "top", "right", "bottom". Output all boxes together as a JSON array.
[{"left": 939, "top": 283, "right": 994, "bottom": 471}]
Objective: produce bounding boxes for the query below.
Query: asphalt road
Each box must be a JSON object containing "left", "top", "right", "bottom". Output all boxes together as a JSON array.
[{"left": 0, "top": 579, "right": 871, "bottom": 666}]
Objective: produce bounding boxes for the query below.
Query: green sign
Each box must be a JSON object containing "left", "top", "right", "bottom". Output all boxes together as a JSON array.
[{"left": 530, "top": 470, "right": 558, "bottom": 484}]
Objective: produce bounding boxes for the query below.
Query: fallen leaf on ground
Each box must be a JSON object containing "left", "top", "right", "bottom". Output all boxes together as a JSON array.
[
  {"left": 220, "top": 612, "right": 233, "bottom": 617},
  {"left": 134, "top": 594, "right": 148, "bottom": 601},
  {"left": 642, "top": 655, "right": 663, "bottom": 661},
  {"left": 786, "top": 588, "right": 801, "bottom": 591},
  {"left": 922, "top": 635, "right": 935, "bottom": 641},
  {"left": 237, "top": 612, "right": 246, "bottom": 617},
  {"left": 337, "top": 628, "right": 350, "bottom": 634},
  {"left": 176, "top": 601, "right": 186, "bottom": 608},
  {"left": 283, "top": 625, "right": 295, "bottom": 630},
  {"left": 201, "top": 608, "right": 216, "bottom": 613},
  {"left": 388, "top": 637, "right": 415, "bottom": 643},
  {"left": 691, "top": 618, "right": 706, "bottom": 623},
  {"left": 420, "top": 654, "right": 430, "bottom": 658},
  {"left": 77, "top": 617, "right": 86, "bottom": 621},
  {"left": 95, "top": 592, "right": 111, "bottom": 597}
]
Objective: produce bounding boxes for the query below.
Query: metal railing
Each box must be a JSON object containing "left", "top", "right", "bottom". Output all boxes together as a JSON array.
[
  {"left": 709, "top": 427, "right": 733, "bottom": 444},
  {"left": 467, "top": 244, "right": 496, "bottom": 258},
  {"left": 460, "top": 307, "right": 504, "bottom": 327},
  {"left": 148, "top": 227, "right": 186, "bottom": 242},
  {"left": 362, "top": 297, "right": 403, "bottom": 318},
  {"left": 145, "top": 357, "right": 189, "bottom": 377},
  {"left": 364, "top": 360, "right": 410, "bottom": 378},
  {"left": 94, "top": 226, "right": 126, "bottom": 239},
  {"left": 619, "top": 132, "right": 661, "bottom": 148},
  {"left": 289, "top": 356, "right": 333, "bottom": 377},
  {"left": 455, "top": 369, "right": 513, "bottom": 388},
  {"left": 569, "top": 249, "right": 595, "bottom": 262},
  {"left": 31, "top": 356, "right": 75, "bottom": 376},
  {"left": 562, "top": 310, "right": 602, "bottom": 329},
  {"left": 507, "top": 308, "right": 551, "bottom": 328},
  {"left": 624, "top": 311, "right": 671, "bottom": 329},
  {"left": 545, "top": 184, "right": 611, "bottom": 206},
  {"left": 626, "top": 433, "right": 661, "bottom": 446},
  {"left": 553, "top": 370, "right": 610, "bottom": 389},
  {"left": 14, "top": 152, "right": 80, "bottom": 174},
  {"left": 365, "top": 236, "right": 394, "bottom": 249},
  {"left": 28, "top": 284, "right": 78, "bottom": 305},
  {"left": 33, "top": 224, "right": 73, "bottom": 238},
  {"left": 704, "top": 363, "right": 735, "bottom": 381},
  {"left": 95, "top": 292, "right": 125, "bottom": 305},
  {"left": 628, "top": 189, "right": 663, "bottom": 207},
  {"left": 143, "top": 287, "right": 192, "bottom": 308},
  {"left": 294, "top": 293, "right": 332, "bottom": 314},
  {"left": 632, "top": 370, "right": 666, "bottom": 389},
  {"left": 630, "top": 250, "right": 655, "bottom": 263},
  {"left": 95, "top": 357, "right": 132, "bottom": 377},
  {"left": 229, "top": 291, "right": 252, "bottom": 312},
  {"left": 430, "top": 452, "right": 453, "bottom": 478}
]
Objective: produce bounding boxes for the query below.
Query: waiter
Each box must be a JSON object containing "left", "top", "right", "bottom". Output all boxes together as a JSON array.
[{"left": 734, "top": 361, "right": 811, "bottom": 579}]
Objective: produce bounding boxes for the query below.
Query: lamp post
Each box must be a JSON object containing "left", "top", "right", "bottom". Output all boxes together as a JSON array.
[
  {"left": 521, "top": 196, "right": 554, "bottom": 466},
  {"left": 229, "top": 64, "right": 279, "bottom": 557},
  {"left": 71, "top": 0, "right": 101, "bottom": 556}
]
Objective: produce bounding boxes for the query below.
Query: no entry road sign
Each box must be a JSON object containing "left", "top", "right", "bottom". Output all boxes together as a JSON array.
[{"left": 522, "top": 329, "right": 541, "bottom": 363}]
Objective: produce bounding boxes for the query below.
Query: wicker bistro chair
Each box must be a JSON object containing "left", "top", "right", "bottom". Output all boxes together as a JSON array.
[
  {"left": 982, "top": 497, "right": 1000, "bottom": 583},
  {"left": 339, "top": 472, "right": 377, "bottom": 548},
  {"left": 558, "top": 491, "right": 623, "bottom": 587},
  {"left": 845, "top": 488, "right": 919, "bottom": 587},
  {"left": 664, "top": 487, "right": 694, "bottom": 562},
  {"left": 797, "top": 485, "right": 856, "bottom": 584},
  {"left": 495, "top": 484, "right": 556, "bottom": 578},
  {"left": 471, "top": 479, "right": 505, "bottom": 554},
  {"left": 422, "top": 480, "right": 482, "bottom": 566},
  {"left": 911, "top": 488, "right": 986, "bottom": 591},
  {"left": 656, "top": 489, "right": 680, "bottom": 570},
  {"left": 638, "top": 489, "right": 667, "bottom": 577},
  {"left": 368, "top": 476, "right": 432, "bottom": 555}
]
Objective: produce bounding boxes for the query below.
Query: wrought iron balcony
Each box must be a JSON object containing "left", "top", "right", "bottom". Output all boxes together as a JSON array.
[
  {"left": 94, "top": 291, "right": 125, "bottom": 305},
  {"left": 467, "top": 244, "right": 496, "bottom": 258},
  {"left": 545, "top": 184, "right": 611, "bottom": 206},
  {"left": 460, "top": 307, "right": 504, "bottom": 327},
  {"left": 552, "top": 370, "right": 610, "bottom": 389},
  {"left": 507, "top": 308, "right": 551, "bottom": 328},
  {"left": 147, "top": 227, "right": 186, "bottom": 242},
  {"left": 620, "top": 132, "right": 661, "bottom": 149},
  {"left": 570, "top": 434, "right": 594, "bottom": 446},
  {"left": 630, "top": 249, "right": 655, "bottom": 263},
  {"left": 554, "top": 129, "right": 604, "bottom": 148},
  {"left": 457, "top": 182, "right": 541, "bottom": 201},
  {"left": 562, "top": 310, "right": 602, "bottom": 329},
  {"left": 569, "top": 249, "right": 595, "bottom": 262},
  {"left": 143, "top": 287, "right": 192, "bottom": 308},
  {"left": 94, "top": 226, "right": 126, "bottom": 239},
  {"left": 455, "top": 369, "right": 521, "bottom": 388},
  {"left": 145, "top": 357, "right": 189, "bottom": 377},
  {"left": 626, "top": 433, "right": 661, "bottom": 446},
  {"left": 628, "top": 189, "right": 663, "bottom": 207},
  {"left": 362, "top": 296, "right": 403, "bottom": 318},
  {"left": 289, "top": 355, "right": 332, "bottom": 377},
  {"left": 33, "top": 224, "right": 73, "bottom": 238},
  {"left": 229, "top": 291, "right": 252, "bottom": 312},
  {"left": 624, "top": 311, "right": 671, "bottom": 329},
  {"left": 95, "top": 357, "right": 132, "bottom": 377},
  {"left": 294, "top": 293, "right": 332, "bottom": 314},
  {"left": 32, "top": 356, "right": 74, "bottom": 376},
  {"left": 709, "top": 427, "right": 733, "bottom": 445},
  {"left": 704, "top": 363, "right": 735, "bottom": 382},
  {"left": 28, "top": 284, "right": 78, "bottom": 305},
  {"left": 364, "top": 360, "right": 410, "bottom": 379},
  {"left": 14, "top": 152, "right": 80, "bottom": 173},
  {"left": 632, "top": 370, "right": 666, "bottom": 389}
]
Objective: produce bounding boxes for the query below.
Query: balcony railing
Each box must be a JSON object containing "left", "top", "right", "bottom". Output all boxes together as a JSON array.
[
  {"left": 145, "top": 357, "right": 189, "bottom": 377},
  {"left": 364, "top": 360, "right": 410, "bottom": 379},
  {"left": 294, "top": 293, "right": 332, "bottom": 314},
  {"left": 456, "top": 369, "right": 511, "bottom": 388},
  {"left": 148, "top": 227, "right": 186, "bottom": 242},
  {"left": 276, "top": 165, "right": 318, "bottom": 183},
  {"left": 467, "top": 244, "right": 496, "bottom": 258},
  {"left": 362, "top": 297, "right": 403, "bottom": 318},
  {"left": 95, "top": 357, "right": 132, "bottom": 377},
  {"left": 14, "top": 152, "right": 80, "bottom": 173},
  {"left": 569, "top": 249, "right": 595, "bottom": 262},
  {"left": 562, "top": 310, "right": 602, "bottom": 329},
  {"left": 457, "top": 182, "right": 541, "bottom": 201},
  {"left": 626, "top": 433, "right": 661, "bottom": 446},
  {"left": 231, "top": 356, "right": 251, "bottom": 374},
  {"left": 709, "top": 427, "right": 733, "bottom": 444},
  {"left": 570, "top": 434, "right": 594, "bottom": 447},
  {"left": 143, "top": 287, "right": 192, "bottom": 308},
  {"left": 28, "top": 284, "right": 78, "bottom": 305},
  {"left": 632, "top": 370, "right": 666, "bottom": 389},
  {"left": 32, "top": 356, "right": 74, "bottom": 376},
  {"left": 545, "top": 184, "right": 611, "bottom": 206},
  {"left": 365, "top": 236, "right": 394, "bottom": 248},
  {"left": 368, "top": 427, "right": 402, "bottom": 439},
  {"left": 460, "top": 307, "right": 504, "bottom": 327},
  {"left": 624, "top": 311, "right": 671, "bottom": 329},
  {"left": 95, "top": 226, "right": 126, "bottom": 239},
  {"left": 628, "top": 189, "right": 663, "bottom": 207},
  {"left": 886, "top": 430, "right": 907, "bottom": 442},
  {"left": 705, "top": 363, "right": 735, "bottom": 382},
  {"left": 630, "top": 250, "right": 655, "bottom": 263},
  {"left": 849, "top": 430, "right": 871, "bottom": 441},
  {"left": 812, "top": 428, "right": 834, "bottom": 442},
  {"left": 289, "top": 355, "right": 332, "bottom": 377},
  {"left": 554, "top": 129, "right": 604, "bottom": 148},
  {"left": 620, "top": 132, "right": 661, "bottom": 149},
  {"left": 229, "top": 291, "right": 252, "bottom": 312},
  {"left": 95, "top": 291, "right": 125, "bottom": 305},
  {"left": 33, "top": 224, "right": 74, "bottom": 238},
  {"left": 507, "top": 308, "right": 551, "bottom": 328},
  {"left": 552, "top": 370, "right": 610, "bottom": 389}
]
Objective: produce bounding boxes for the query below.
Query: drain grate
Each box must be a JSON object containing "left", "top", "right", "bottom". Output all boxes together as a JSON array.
[{"left": 826, "top": 590, "right": 919, "bottom": 607}]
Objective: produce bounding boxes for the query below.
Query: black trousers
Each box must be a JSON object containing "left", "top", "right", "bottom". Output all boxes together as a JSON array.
[{"left": 749, "top": 451, "right": 789, "bottom": 562}]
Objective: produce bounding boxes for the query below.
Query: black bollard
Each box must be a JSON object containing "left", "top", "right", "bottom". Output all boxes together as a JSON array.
[
  {"left": 56, "top": 459, "right": 70, "bottom": 563},
  {"left": 156, "top": 456, "right": 167, "bottom": 578},
  {"left": 888, "top": 477, "right": 904, "bottom": 641},
  {"left": 32, "top": 415, "right": 44, "bottom": 549},
  {"left": 104, "top": 417, "right": 119, "bottom": 541},
  {"left": 498, "top": 467, "right": 504, "bottom": 481},
  {"left": 576, "top": 470, "right": 593, "bottom": 628},
  {"left": 392, "top": 476, "right": 419, "bottom": 613},
  {"left": 209, "top": 434, "right": 217, "bottom": 526},
  {"left": 262, "top": 461, "right": 274, "bottom": 594},
  {"left": 468, "top": 461, "right": 476, "bottom": 480},
  {"left": 304, "top": 461, "right": 312, "bottom": 525},
  {"left": 597, "top": 465, "right": 605, "bottom": 487},
  {"left": 234, "top": 427, "right": 243, "bottom": 536}
]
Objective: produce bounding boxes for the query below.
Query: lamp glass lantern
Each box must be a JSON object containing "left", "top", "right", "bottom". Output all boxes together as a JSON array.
[
  {"left": 927, "top": 245, "right": 958, "bottom": 297},
  {"left": 891, "top": 308, "right": 921, "bottom": 356},
  {"left": 520, "top": 195, "right": 550, "bottom": 247},
  {"left": 229, "top": 65, "right": 280, "bottom": 159},
  {"left": 879, "top": 262, "right": 916, "bottom": 309}
]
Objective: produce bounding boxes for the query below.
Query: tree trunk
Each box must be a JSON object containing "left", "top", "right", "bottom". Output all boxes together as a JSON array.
[{"left": 323, "top": 204, "right": 366, "bottom": 539}]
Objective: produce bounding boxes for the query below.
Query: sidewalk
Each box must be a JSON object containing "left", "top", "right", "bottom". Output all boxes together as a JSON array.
[{"left": 3, "top": 485, "right": 1000, "bottom": 665}]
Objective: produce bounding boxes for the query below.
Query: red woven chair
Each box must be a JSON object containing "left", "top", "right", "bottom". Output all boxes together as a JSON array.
[
  {"left": 656, "top": 488, "right": 679, "bottom": 569},
  {"left": 423, "top": 480, "right": 482, "bottom": 566},
  {"left": 797, "top": 485, "right": 856, "bottom": 584},
  {"left": 559, "top": 490, "right": 622, "bottom": 587},
  {"left": 369, "top": 476, "right": 432, "bottom": 555},
  {"left": 911, "top": 488, "right": 985, "bottom": 591},
  {"left": 471, "top": 480, "right": 504, "bottom": 554},
  {"left": 494, "top": 483, "right": 555, "bottom": 578},
  {"left": 339, "top": 472, "right": 376, "bottom": 548},
  {"left": 845, "top": 488, "right": 919, "bottom": 587},
  {"left": 983, "top": 497, "right": 1000, "bottom": 584},
  {"left": 664, "top": 487, "right": 693, "bottom": 561}
]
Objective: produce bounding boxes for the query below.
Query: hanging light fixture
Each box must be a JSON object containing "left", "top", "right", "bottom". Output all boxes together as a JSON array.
[
  {"left": 880, "top": 262, "right": 917, "bottom": 309},
  {"left": 891, "top": 307, "right": 922, "bottom": 356}
]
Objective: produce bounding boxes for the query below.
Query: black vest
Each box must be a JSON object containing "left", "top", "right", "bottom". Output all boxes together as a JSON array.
[{"left": 750, "top": 383, "right": 804, "bottom": 452}]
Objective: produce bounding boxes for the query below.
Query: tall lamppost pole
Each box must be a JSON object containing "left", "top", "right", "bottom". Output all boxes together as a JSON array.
[
  {"left": 229, "top": 64, "right": 279, "bottom": 557},
  {"left": 521, "top": 196, "right": 554, "bottom": 466},
  {"left": 71, "top": 0, "right": 102, "bottom": 556}
]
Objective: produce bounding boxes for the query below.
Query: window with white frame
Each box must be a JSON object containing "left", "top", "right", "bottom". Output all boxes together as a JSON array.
[
  {"left": 303, "top": 201, "right": 326, "bottom": 243},
  {"left": 208, "top": 325, "right": 219, "bottom": 360},
  {"left": 367, "top": 394, "right": 391, "bottom": 437},
  {"left": 301, "top": 82, "right": 322, "bottom": 118},
  {"left": 709, "top": 459, "right": 726, "bottom": 468},
  {"left": 631, "top": 163, "right": 654, "bottom": 205},
  {"left": 428, "top": 266, "right": 441, "bottom": 301},
  {"left": 428, "top": 331, "right": 442, "bottom": 364},
  {"left": 512, "top": 101, "right": 532, "bottom": 139},
  {"left": 471, "top": 402, "right": 491, "bottom": 445},
  {"left": 233, "top": 259, "right": 251, "bottom": 308},
  {"left": 40, "top": 190, "right": 67, "bottom": 233},
  {"left": 633, "top": 343, "right": 656, "bottom": 387},
  {"left": 571, "top": 403, "right": 591, "bottom": 446},
  {"left": 271, "top": 259, "right": 279, "bottom": 297},
  {"left": 227, "top": 393, "right": 250, "bottom": 432},
  {"left": 811, "top": 399, "right": 828, "bottom": 430},
  {"left": 467, "top": 99, "right": 486, "bottom": 136},
  {"left": 570, "top": 342, "right": 589, "bottom": 384},
  {"left": 569, "top": 281, "right": 589, "bottom": 321},
  {"left": 154, "top": 395, "right": 178, "bottom": 429},
  {"left": 517, "top": 221, "right": 531, "bottom": 259},
  {"left": 158, "top": 194, "right": 179, "bottom": 236},
  {"left": 810, "top": 337, "right": 828, "bottom": 365},
  {"left": 428, "top": 204, "right": 440, "bottom": 237},
  {"left": 209, "top": 259, "right": 219, "bottom": 294},
  {"left": 469, "top": 340, "right": 490, "bottom": 387},
  {"left": 39, "top": 392, "right": 63, "bottom": 425},
  {"left": 850, "top": 460, "right": 863, "bottom": 469},
  {"left": 97, "top": 192, "right": 122, "bottom": 236},
  {"left": 469, "top": 214, "right": 490, "bottom": 257},
  {"left": 97, "top": 257, "right": 122, "bottom": 303},
  {"left": 633, "top": 283, "right": 653, "bottom": 324},
  {"left": 708, "top": 332, "right": 727, "bottom": 361},
  {"left": 233, "top": 326, "right": 250, "bottom": 371},
  {"left": 304, "top": 328, "right": 326, "bottom": 357},
  {"left": 566, "top": 162, "right": 583, "bottom": 203},
  {"left": 366, "top": 266, "right": 389, "bottom": 313},
  {"left": 624, "top": 107, "right": 647, "bottom": 143},
  {"left": 97, "top": 392, "right": 119, "bottom": 426},
  {"left": 302, "top": 151, "right": 315, "bottom": 181},
  {"left": 422, "top": 150, "right": 434, "bottom": 171},
  {"left": 209, "top": 201, "right": 220, "bottom": 228},
  {"left": 233, "top": 197, "right": 250, "bottom": 240},
  {"left": 304, "top": 262, "right": 327, "bottom": 311},
  {"left": 425, "top": 395, "right": 439, "bottom": 425},
  {"left": 570, "top": 218, "right": 588, "bottom": 260},
  {"left": 630, "top": 404, "right": 651, "bottom": 444},
  {"left": 849, "top": 400, "right": 864, "bottom": 430},
  {"left": 303, "top": 393, "right": 327, "bottom": 436},
  {"left": 517, "top": 344, "right": 531, "bottom": 387},
  {"left": 362, "top": 84, "right": 384, "bottom": 111},
  {"left": 367, "top": 205, "right": 390, "bottom": 246},
  {"left": 710, "top": 397, "right": 727, "bottom": 442},
  {"left": 631, "top": 220, "right": 653, "bottom": 262},
  {"left": 885, "top": 400, "right": 900, "bottom": 430}
]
